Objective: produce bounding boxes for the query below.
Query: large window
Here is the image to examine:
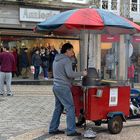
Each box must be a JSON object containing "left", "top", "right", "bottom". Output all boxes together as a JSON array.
[
  {"left": 131, "top": 0, "right": 137, "bottom": 12},
  {"left": 101, "top": 34, "right": 120, "bottom": 80},
  {"left": 0, "top": 35, "right": 80, "bottom": 79},
  {"left": 102, "top": 0, "right": 108, "bottom": 9},
  {"left": 91, "top": 0, "right": 101, "bottom": 8},
  {"left": 111, "top": 0, "right": 117, "bottom": 10}
]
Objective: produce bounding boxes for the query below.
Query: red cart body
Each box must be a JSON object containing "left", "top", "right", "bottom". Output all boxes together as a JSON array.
[{"left": 71, "top": 85, "right": 130, "bottom": 121}]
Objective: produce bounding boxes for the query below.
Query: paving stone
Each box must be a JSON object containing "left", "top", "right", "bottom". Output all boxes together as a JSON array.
[{"left": 0, "top": 85, "right": 140, "bottom": 140}]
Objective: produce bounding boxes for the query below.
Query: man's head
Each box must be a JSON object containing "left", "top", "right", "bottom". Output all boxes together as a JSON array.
[
  {"left": 23, "top": 47, "right": 28, "bottom": 52},
  {"left": 3, "top": 42, "right": 9, "bottom": 51},
  {"left": 35, "top": 49, "right": 40, "bottom": 54},
  {"left": 61, "top": 43, "right": 74, "bottom": 57}
]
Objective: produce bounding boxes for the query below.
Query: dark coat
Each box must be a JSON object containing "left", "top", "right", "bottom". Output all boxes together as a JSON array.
[{"left": 21, "top": 49, "right": 29, "bottom": 68}]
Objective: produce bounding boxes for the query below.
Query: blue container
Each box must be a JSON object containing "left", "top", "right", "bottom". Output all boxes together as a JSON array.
[{"left": 130, "top": 88, "right": 140, "bottom": 106}]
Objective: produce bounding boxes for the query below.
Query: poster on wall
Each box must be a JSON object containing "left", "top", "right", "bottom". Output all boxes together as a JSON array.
[
  {"left": 109, "top": 88, "right": 118, "bottom": 106},
  {"left": 20, "top": 8, "right": 60, "bottom": 22}
]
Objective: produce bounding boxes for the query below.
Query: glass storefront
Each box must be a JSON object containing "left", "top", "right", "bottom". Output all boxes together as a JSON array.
[
  {"left": 130, "top": 37, "right": 140, "bottom": 83},
  {"left": 100, "top": 35, "right": 140, "bottom": 83},
  {"left": 100, "top": 35, "right": 120, "bottom": 80},
  {"left": 0, "top": 36, "right": 80, "bottom": 79}
]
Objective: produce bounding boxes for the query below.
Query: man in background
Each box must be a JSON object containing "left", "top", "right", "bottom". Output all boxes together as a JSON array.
[
  {"left": 21, "top": 47, "right": 29, "bottom": 79},
  {"left": 0, "top": 42, "right": 16, "bottom": 96}
]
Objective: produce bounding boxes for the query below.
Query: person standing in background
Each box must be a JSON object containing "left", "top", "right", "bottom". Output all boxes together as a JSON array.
[
  {"left": 40, "top": 47, "right": 49, "bottom": 80},
  {"left": 12, "top": 46, "right": 19, "bottom": 77},
  {"left": 0, "top": 42, "right": 16, "bottom": 96},
  {"left": 21, "top": 47, "right": 29, "bottom": 79},
  {"left": 32, "top": 48, "right": 42, "bottom": 80},
  {"left": 71, "top": 51, "right": 78, "bottom": 72},
  {"left": 49, "top": 45, "right": 58, "bottom": 78}
]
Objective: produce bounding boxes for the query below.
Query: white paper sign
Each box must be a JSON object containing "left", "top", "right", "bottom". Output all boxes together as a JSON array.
[{"left": 109, "top": 88, "right": 118, "bottom": 106}]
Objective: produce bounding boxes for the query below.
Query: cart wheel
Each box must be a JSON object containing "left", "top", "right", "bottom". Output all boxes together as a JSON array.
[{"left": 108, "top": 116, "right": 123, "bottom": 134}]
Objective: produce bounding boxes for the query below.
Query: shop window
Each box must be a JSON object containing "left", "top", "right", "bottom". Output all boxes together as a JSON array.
[
  {"left": 102, "top": 0, "right": 108, "bottom": 9},
  {"left": 101, "top": 42, "right": 119, "bottom": 80},
  {"left": 131, "top": 0, "right": 137, "bottom": 12},
  {"left": 111, "top": 0, "right": 117, "bottom": 10},
  {"left": 91, "top": 0, "right": 101, "bottom": 8},
  {"left": 130, "top": 43, "right": 140, "bottom": 83}
]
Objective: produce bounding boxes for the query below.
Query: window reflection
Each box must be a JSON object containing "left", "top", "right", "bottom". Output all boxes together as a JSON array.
[
  {"left": 92, "top": 0, "right": 101, "bottom": 8},
  {"left": 131, "top": 0, "right": 137, "bottom": 12},
  {"left": 102, "top": 0, "right": 108, "bottom": 9},
  {"left": 111, "top": 0, "right": 117, "bottom": 10}
]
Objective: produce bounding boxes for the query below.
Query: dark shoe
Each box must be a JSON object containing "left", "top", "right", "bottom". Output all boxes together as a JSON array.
[
  {"left": 22, "top": 77, "right": 29, "bottom": 79},
  {"left": 76, "top": 117, "right": 86, "bottom": 127},
  {"left": 7, "top": 93, "right": 13, "bottom": 96},
  {"left": 49, "top": 130, "right": 65, "bottom": 135},
  {"left": 0, "top": 94, "right": 4, "bottom": 96},
  {"left": 67, "top": 131, "right": 81, "bottom": 136},
  {"left": 34, "top": 78, "right": 39, "bottom": 80},
  {"left": 76, "top": 109, "right": 86, "bottom": 127}
]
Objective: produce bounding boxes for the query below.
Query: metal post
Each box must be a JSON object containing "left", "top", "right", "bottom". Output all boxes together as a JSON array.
[{"left": 120, "top": 0, "right": 131, "bottom": 81}]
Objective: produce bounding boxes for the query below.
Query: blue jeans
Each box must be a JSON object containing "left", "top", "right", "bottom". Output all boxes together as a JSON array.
[
  {"left": 34, "top": 66, "right": 40, "bottom": 79},
  {"left": 42, "top": 66, "right": 48, "bottom": 78},
  {"left": 49, "top": 85, "right": 76, "bottom": 134}
]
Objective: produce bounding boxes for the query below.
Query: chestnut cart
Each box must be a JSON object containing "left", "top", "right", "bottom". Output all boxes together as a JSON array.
[{"left": 71, "top": 68, "right": 130, "bottom": 134}]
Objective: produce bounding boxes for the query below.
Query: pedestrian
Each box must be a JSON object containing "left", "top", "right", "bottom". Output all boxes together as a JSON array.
[
  {"left": 49, "top": 43, "right": 87, "bottom": 136},
  {"left": 32, "top": 48, "right": 42, "bottom": 80},
  {"left": 20, "top": 47, "right": 29, "bottom": 79},
  {"left": 40, "top": 47, "right": 49, "bottom": 80},
  {"left": 0, "top": 42, "right": 16, "bottom": 96},
  {"left": 49, "top": 45, "right": 58, "bottom": 78},
  {"left": 71, "top": 51, "right": 78, "bottom": 71},
  {"left": 12, "top": 47, "right": 19, "bottom": 77}
]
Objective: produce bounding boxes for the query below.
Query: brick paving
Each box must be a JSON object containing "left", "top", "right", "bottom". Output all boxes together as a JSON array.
[{"left": 0, "top": 85, "right": 140, "bottom": 140}]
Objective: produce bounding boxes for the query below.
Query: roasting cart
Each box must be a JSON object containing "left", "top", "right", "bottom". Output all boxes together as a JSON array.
[{"left": 71, "top": 68, "right": 133, "bottom": 134}]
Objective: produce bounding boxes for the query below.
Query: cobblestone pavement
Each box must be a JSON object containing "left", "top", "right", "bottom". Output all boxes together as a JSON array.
[{"left": 0, "top": 85, "right": 140, "bottom": 140}]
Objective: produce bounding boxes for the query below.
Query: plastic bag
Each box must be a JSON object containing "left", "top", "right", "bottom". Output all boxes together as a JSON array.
[
  {"left": 83, "top": 128, "right": 97, "bottom": 138},
  {"left": 30, "top": 65, "right": 35, "bottom": 74}
]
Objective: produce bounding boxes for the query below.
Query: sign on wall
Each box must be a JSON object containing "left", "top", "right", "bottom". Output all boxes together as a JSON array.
[
  {"left": 61, "top": 0, "right": 89, "bottom": 4},
  {"left": 20, "top": 8, "right": 60, "bottom": 22},
  {"left": 131, "top": 36, "right": 140, "bottom": 43},
  {"left": 0, "top": 6, "right": 19, "bottom": 24},
  {"left": 101, "top": 34, "right": 120, "bottom": 42}
]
